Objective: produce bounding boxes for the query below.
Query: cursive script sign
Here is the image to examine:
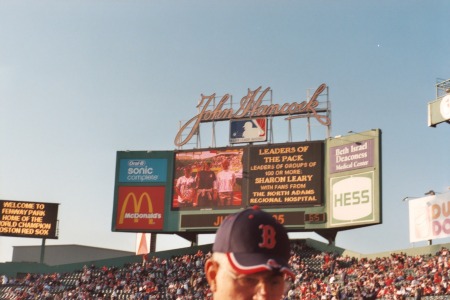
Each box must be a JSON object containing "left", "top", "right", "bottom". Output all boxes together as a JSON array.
[{"left": 175, "top": 84, "right": 331, "bottom": 147}]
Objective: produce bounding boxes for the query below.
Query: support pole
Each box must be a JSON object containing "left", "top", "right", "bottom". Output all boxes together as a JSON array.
[{"left": 40, "top": 238, "right": 46, "bottom": 264}]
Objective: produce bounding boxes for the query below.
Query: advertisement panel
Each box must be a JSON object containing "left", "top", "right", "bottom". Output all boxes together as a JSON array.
[
  {"left": 428, "top": 95, "right": 450, "bottom": 127},
  {"left": 112, "top": 151, "right": 174, "bottom": 232},
  {"left": 329, "top": 172, "right": 375, "bottom": 226},
  {"left": 116, "top": 186, "right": 165, "bottom": 230},
  {"left": 329, "top": 139, "right": 374, "bottom": 174},
  {"left": 229, "top": 118, "right": 267, "bottom": 144},
  {"left": 409, "top": 191, "right": 450, "bottom": 243},
  {"left": 327, "top": 129, "right": 382, "bottom": 228},
  {"left": 174, "top": 83, "right": 330, "bottom": 147},
  {"left": 119, "top": 158, "right": 168, "bottom": 183},
  {"left": 0, "top": 200, "right": 59, "bottom": 239}
]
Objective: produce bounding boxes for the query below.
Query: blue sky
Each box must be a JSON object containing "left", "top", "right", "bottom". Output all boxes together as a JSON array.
[{"left": 0, "top": 0, "right": 449, "bottom": 262}]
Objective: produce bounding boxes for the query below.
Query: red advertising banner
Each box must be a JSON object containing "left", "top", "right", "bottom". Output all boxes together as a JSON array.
[{"left": 116, "top": 186, "right": 165, "bottom": 230}]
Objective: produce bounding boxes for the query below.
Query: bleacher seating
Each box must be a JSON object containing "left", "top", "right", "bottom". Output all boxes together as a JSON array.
[{"left": 2, "top": 241, "right": 450, "bottom": 299}]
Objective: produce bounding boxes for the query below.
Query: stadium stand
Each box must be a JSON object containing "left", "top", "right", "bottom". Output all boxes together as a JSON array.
[{"left": 2, "top": 239, "right": 450, "bottom": 299}]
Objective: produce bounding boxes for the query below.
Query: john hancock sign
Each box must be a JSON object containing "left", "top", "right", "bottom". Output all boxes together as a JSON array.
[{"left": 175, "top": 84, "right": 331, "bottom": 147}]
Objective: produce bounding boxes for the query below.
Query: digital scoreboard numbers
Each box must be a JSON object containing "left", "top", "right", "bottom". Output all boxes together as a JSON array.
[
  {"left": 180, "top": 211, "right": 306, "bottom": 229},
  {"left": 304, "top": 213, "right": 327, "bottom": 224},
  {"left": 0, "top": 200, "right": 59, "bottom": 239},
  {"left": 248, "top": 141, "right": 324, "bottom": 207}
]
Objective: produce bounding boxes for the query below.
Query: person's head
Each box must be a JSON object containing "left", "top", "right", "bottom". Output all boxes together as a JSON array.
[
  {"left": 205, "top": 206, "right": 293, "bottom": 300},
  {"left": 221, "top": 159, "right": 230, "bottom": 170},
  {"left": 183, "top": 166, "right": 192, "bottom": 176},
  {"left": 203, "top": 161, "right": 212, "bottom": 170}
]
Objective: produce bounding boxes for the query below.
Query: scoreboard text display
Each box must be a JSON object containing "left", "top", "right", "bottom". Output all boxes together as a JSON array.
[
  {"left": 0, "top": 200, "right": 59, "bottom": 239},
  {"left": 248, "top": 142, "right": 323, "bottom": 207},
  {"left": 112, "top": 130, "right": 381, "bottom": 233}
]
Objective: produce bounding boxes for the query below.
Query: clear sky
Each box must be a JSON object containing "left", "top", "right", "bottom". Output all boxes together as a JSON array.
[{"left": 0, "top": 0, "right": 449, "bottom": 262}]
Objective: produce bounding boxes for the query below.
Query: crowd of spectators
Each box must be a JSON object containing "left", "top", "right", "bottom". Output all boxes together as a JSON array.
[{"left": 2, "top": 241, "right": 450, "bottom": 300}]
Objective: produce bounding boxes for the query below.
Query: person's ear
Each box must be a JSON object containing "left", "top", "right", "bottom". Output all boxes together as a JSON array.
[{"left": 205, "top": 258, "right": 218, "bottom": 291}]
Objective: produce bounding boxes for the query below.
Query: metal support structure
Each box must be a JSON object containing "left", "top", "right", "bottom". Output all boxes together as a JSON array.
[
  {"left": 325, "top": 86, "right": 332, "bottom": 138},
  {"left": 316, "top": 229, "right": 338, "bottom": 245},
  {"left": 177, "top": 120, "right": 201, "bottom": 150},
  {"left": 176, "top": 232, "right": 199, "bottom": 246},
  {"left": 287, "top": 119, "right": 292, "bottom": 143},
  {"left": 196, "top": 127, "right": 201, "bottom": 149},
  {"left": 307, "top": 115, "right": 311, "bottom": 141},
  {"left": 306, "top": 85, "right": 331, "bottom": 140},
  {"left": 150, "top": 234, "right": 157, "bottom": 253},
  {"left": 266, "top": 90, "right": 273, "bottom": 144},
  {"left": 211, "top": 121, "right": 216, "bottom": 148},
  {"left": 40, "top": 238, "right": 46, "bottom": 264},
  {"left": 268, "top": 117, "right": 274, "bottom": 144},
  {"left": 436, "top": 78, "right": 450, "bottom": 98}
]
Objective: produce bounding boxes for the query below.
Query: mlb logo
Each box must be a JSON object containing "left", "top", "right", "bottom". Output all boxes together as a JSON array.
[{"left": 230, "top": 118, "right": 267, "bottom": 144}]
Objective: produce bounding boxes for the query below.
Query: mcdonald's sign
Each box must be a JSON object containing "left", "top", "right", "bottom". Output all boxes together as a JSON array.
[{"left": 115, "top": 186, "right": 165, "bottom": 230}]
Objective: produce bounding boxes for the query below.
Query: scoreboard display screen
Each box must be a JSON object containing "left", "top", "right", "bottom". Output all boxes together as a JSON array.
[
  {"left": 247, "top": 141, "right": 324, "bottom": 207},
  {"left": 0, "top": 200, "right": 59, "bottom": 239}
]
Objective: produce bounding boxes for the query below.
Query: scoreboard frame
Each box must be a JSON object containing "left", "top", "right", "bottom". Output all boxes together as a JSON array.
[{"left": 112, "top": 129, "right": 382, "bottom": 236}]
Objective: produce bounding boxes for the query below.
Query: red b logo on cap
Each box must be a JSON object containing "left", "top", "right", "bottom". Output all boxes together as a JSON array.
[{"left": 258, "top": 224, "right": 276, "bottom": 249}]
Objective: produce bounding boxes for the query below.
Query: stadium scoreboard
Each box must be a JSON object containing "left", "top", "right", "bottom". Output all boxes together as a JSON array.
[
  {"left": 0, "top": 200, "right": 59, "bottom": 239},
  {"left": 111, "top": 129, "right": 381, "bottom": 234}
]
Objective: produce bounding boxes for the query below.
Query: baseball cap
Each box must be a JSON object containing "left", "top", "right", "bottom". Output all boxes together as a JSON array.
[{"left": 213, "top": 206, "right": 294, "bottom": 278}]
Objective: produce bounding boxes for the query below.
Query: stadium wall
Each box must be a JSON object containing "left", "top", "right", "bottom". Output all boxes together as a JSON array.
[
  {"left": 12, "top": 245, "right": 135, "bottom": 266},
  {"left": 0, "top": 244, "right": 213, "bottom": 277}
]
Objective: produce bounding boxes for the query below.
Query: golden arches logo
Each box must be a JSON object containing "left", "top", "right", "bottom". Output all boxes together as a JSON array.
[{"left": 119, "top": 192, "right": 155, "bottom": 225}]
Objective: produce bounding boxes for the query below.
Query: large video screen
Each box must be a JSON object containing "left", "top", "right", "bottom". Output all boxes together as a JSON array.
[
  {"left": 171, "top": 142, "right": 323, "bottom": 211},
  {"left": 172, "top": 148, "right": 244, "bottom": 210}
]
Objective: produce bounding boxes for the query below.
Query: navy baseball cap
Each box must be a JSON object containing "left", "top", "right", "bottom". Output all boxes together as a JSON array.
[{"left": 213, "top": 206, "right": 294, "bottom": 278}]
